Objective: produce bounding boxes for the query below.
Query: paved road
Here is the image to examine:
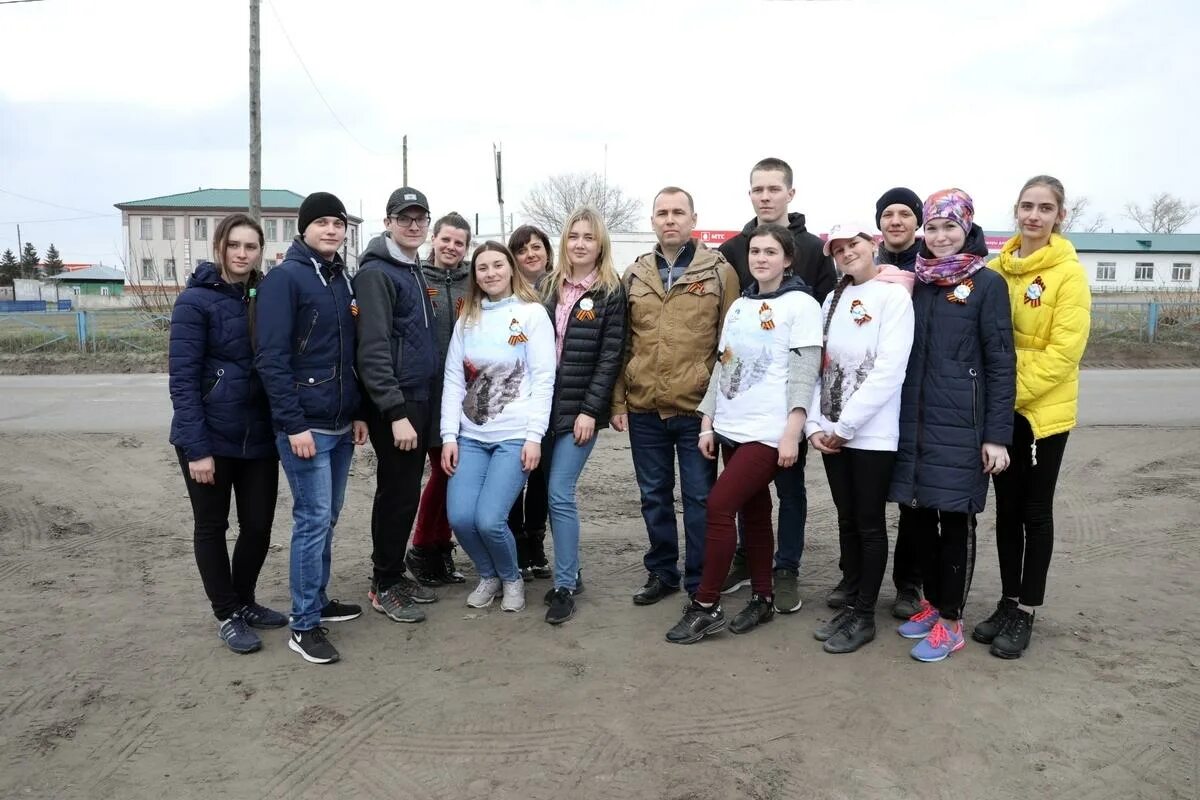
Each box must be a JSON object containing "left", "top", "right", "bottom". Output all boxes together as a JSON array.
[{"left": 0, "top": 369, "right": 1197, "bottom": 433}]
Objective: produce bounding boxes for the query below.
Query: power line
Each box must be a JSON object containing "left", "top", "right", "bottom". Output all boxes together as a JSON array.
[
  {"left": 0, "top": 188, "right": 112, "bottom": 217},
  {"left": 263, "top": 0, "right": 386, "bottom": 157},
  {"left": 0, "top": 0, "right": 48, "bottom": 5},
  {"left": 0, "top": 214, "right": 116, "bottom": 224}
]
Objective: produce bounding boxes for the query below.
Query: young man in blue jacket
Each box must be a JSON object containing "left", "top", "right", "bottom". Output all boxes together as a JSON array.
[
  {"left": 353, "top": 186, "right": 441, "bottom": 624},
  {"left": 255, "top": 191, "right": 367, "bottom": 665}
]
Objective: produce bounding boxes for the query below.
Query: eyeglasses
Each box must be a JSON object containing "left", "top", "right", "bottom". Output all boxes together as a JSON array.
[{"left": 390, "top": 213, "right": 430, "bottom": 229}]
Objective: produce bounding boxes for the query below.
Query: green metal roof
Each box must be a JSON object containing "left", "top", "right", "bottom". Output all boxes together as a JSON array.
[
  {"left": 986, "top": 230, "right": 1200, "bottom": 254},
  {"left": 115, "top": 189, "right": 306, "bottom": 210}
]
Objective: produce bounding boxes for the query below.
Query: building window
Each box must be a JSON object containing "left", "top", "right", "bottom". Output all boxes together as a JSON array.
[
  {"left": 284, "top": 219, "right": 296, "bottom": 240},
  {"left": 71, "top": 286, "right": 81, "bottom": 296},
  {"left": 164, "top": 258, "right": 177, "bottom": 281},
  {"left": 1172, "top": 263, "right": 1193, "bottom": 282},
  {"left": 1134, "top": 262, "right": 1154, "bottom": 281},
  {"left": 194, "top": 218, "right": 208, "bottom": 241},
  {"left": 141, "top": 259, "right": 157, "bottom": 281},
  {"left": 1095, "top": 262, "right": 1116, "bottom": 282},
  {"left": 100, "top": 286, "right": 110, "bottom": 296},
  {"left": 163, "top": 218, "right": 176, "bottom": 240},
  {"left": 264, "top": 219, "right": 278, "bottom": 241},
  {"left": 139, "top": 218, "right": 153, "bottom": 240}
]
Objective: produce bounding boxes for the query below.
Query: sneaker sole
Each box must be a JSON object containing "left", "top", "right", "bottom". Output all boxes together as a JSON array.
[
  {"left": 911, "top": 639, "right": 966, "bottom": 663},
  {"left": 466, "top": 593, "right": 501, "bottom": 609},
  {"left": 720, "top": 578, "right": 751, "bottom": 595},
  {"left": 822, "top": 631, "right": 876, "bottom": 654},
  {"left": 665, "top": 620, "right": 727, "bottom": 644},
  {"left": 320, "top": 613, "right": 362, "bottom": 623},
  {"left": 380, "top": 608, "right": 425, "bottom": 624},
  {"left": 245, "top": 619, "right": 288, "bottom": 630},
  {"left": 773, "top": 598, "right": 803, "bottom": 614},
  {"left": 287, "top": 638, "right": 339, "bottom": 664},
  {"left": 501, "top": 603, "right": 525, "bottom": 613},
  {"left": 972, "top": 629, "right": 998, "bottom": 645},
  {"left": 223, "top": 638, "right": 263, "bottom": 655},
  {"left": 730, "top": 616, "right": 773, "bottom": 634},
  {"left": 545, "top": 606, "right": 576, "bottom": 625},
  {"left": 898, "top": 627, "right": 935, "bottom": 640}
]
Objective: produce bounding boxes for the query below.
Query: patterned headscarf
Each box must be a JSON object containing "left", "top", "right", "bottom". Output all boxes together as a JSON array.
[
  {"left": 915, "top": 188, "right": 985, "bottom": 286},
  {"left": 922, "top": 188, "right": 974, "bottom": 234}
]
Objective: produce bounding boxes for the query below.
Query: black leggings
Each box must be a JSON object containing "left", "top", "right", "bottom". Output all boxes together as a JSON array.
[
  {"left": 992, "top": 412, "right": 1069, "bottom": 606},
  {"left": 177, "top": 448, "right": 279, "bottom": 620},
  {"left": 822, "top": 448, "right": 895, "bottom": 613},
  {"left": 902, "top": 506, "right": 976, "bottom": 621}
]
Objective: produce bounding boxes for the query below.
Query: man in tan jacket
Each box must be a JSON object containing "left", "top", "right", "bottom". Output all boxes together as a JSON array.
[{"left": 611, "top": 186, "right": 740, "bottom": 604}]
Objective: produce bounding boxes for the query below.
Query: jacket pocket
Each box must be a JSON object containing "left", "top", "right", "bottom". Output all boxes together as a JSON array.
[
  {"left": 202, "top": 368, "right": 225, "bottom": 401},
  {"left": 297, "top": 310, "right": 319, "bottom": 355},
  {"left": 294, "top": 365, "right": 338, "bottom": 420}
]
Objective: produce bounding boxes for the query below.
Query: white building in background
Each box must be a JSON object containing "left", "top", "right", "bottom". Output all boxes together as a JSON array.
[{"left": 115, "top": 189, "right": 364, "bottom": 289}]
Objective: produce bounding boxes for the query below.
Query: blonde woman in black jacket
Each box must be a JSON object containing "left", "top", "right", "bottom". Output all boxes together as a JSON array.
[{"left": 538, "top": 207, "right": 627, "bottom": 624}]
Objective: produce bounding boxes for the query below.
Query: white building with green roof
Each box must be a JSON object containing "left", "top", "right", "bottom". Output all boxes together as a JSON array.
[{"left": 115, "top": 189, "right": 363, "bottom": 288}]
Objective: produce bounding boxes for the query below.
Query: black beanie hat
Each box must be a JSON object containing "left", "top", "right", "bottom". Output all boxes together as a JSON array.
[
  {"left": 875, "top": 187, "right": 923, "bottom": 230},
  {"left": 298, "top": 191, "right": 348, "bottom": 234}
]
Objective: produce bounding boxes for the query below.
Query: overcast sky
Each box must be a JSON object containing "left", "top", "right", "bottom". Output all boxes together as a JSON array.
[{"left": 1, "top": 0, "right": 1196, "bottom": 264}]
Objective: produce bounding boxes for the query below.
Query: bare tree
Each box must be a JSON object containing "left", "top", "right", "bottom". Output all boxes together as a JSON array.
[
  {"left": 521, "top": 172, "right": 643, "bottom": 234},
  {"left": 1124, "top": 192, "right": 1199, "bottom": 234},
  {"left": 1061, "top": 196, "right": 1105, "bottom": 233}
]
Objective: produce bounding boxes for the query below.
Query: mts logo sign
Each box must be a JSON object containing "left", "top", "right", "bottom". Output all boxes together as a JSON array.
[{"left": 692, "top": 230, "right": 738, "bottom": 244}]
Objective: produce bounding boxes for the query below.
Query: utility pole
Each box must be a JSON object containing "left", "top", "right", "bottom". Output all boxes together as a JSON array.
[
  {"left": 494, "top": 143, "right": 505, "bottom": 240},
  {"left": 402, "top": 135, "right": 408, "bottom": 186},
  {"left": 249, "top": 0, "right": 262, "bottom": 221}
]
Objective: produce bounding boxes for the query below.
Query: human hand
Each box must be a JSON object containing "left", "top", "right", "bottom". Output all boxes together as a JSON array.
[
  {"left": 188, "top": 456, "right": 216, "bottom": 484},
  {"left": 981, "top": 442, "right": 1009, "bottom": 474},
  {"left": 391, "top": 418, "right": 418, "bottom": 450},
  {"left": 289, "top": 430, "right": 316, "bottom": 459}
]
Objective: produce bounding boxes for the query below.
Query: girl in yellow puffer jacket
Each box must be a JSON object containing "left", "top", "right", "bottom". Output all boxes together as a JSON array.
[{"left": 976, "top": 175, "right": 1091, "bottom": 660}]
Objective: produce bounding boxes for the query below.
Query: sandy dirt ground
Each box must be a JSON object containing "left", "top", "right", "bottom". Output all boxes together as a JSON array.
[{"left": 1, "top": 409, "right": 1198, "bottom": 798}]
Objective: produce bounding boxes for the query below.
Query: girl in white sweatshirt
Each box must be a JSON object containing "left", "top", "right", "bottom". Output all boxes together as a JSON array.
[
  {"left": 441, "top": 242, "right": 556, "bottom": 613},
  {"left": 807, "top": 221, "right": 915, "bottom": 654}
]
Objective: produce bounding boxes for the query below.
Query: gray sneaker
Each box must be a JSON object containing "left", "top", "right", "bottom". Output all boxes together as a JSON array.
[
  {"left": 218, "top": 612, "right": 262, "bottom": 654},
  {"left": 772, "top": 568, "right": 802, "bottom": 614},
  {"left": 720, "top": 553, "right": 752, "bottom": 594},
  {"left": 393, "top": 574, "right": 438, "bottom": 604},
  {"left": 371, "top": 586, "right": 426, "bottom": 623}
]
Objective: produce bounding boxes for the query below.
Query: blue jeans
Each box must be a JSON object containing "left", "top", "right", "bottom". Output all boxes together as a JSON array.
[
  {"left": 628, "top": 412, "right": 716, "bottom": 593},
  {"left": 276, "top": 430, "right": 355, "bottom": 631},
  {"left": 542, "top": 432, "right": 598, "bottom": 591},
  {"left": 446, "top": 437, "right": 528, "bottom": 583},
  {"left": 735, "top": 447, "right": 808, "bottom": 573}
]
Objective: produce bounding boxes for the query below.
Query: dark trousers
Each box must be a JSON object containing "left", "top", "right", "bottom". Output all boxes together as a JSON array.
[
  {"left": 508, "top": 464, "right": 548, "bottom": 566},
  {"left": 177, "top": 448, "right": 279, "bottom": 620},
  {"left": 365, "top": 400, "right": 430, "bottom": 591},
  {"left": 735, "top": 448, "right": 807, "bottom": 572},
  {"left": 904, "top": 506, "right": 976, "bottom": 621},
  {"left": 822, "top": 448, "right": 896, "bottom": 613},
  {"left": 412, "top": 447, "right": 452, "bottom": 548},
  {"left": 696, "top": 441, "right": 779, "bottom": 605},
  {"left": 893, "top": 504, "right": 923, "bottom": 592},
  {"left": 992, "top": 412, "right": 1069, "bottom": 606}
]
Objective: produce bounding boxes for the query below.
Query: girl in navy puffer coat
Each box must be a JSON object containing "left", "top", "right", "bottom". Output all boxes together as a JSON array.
[
  {"left": 888, "top": 189, "right": 1015, "bottom": 664},
  {"left": 169, "top": 213, "right": 285, "bottom": 655}
]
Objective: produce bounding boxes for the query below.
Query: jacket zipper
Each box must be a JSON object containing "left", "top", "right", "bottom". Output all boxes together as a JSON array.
[
  {"left": 911, "top": 291, "right": 935, "bottom": 508},
  {"left": 298, "top": 310, "right": 319, "bottom": 355},
  {"left": 969, "top": 368, "right": 979, "bottom": 430},
  {"left": 203, "top": 368, "right": 224, "bottom": 401}
]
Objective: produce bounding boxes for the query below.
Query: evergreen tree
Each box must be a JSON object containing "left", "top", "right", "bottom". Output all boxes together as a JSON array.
[
  {"left": 0, "top": 249, "right": 18, "bottom": 286},
  {"left": 43, "top": 244, "right": 64, "bottom": 276},
  {"left": 19, "top": 242, "right": 39, "bottom": 279}
]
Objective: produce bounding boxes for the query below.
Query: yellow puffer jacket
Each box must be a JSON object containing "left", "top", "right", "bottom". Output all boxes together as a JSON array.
[{"left": 989, "top": 234, "right": 1091, "bottom": 439}]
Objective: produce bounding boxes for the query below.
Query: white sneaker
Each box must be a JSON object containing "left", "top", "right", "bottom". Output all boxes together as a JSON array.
[
  {"left": 501, "top": 580, "right": 526, "bottom": 612},
  {"left": 467, "top": 577, "right": 502, "bottom": 608}
]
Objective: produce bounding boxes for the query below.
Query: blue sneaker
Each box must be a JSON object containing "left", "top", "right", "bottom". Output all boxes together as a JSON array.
[
  {"left": 240, "top": 602, "right": 288, "bottom": 629},
  {"left": 218, "top": 612, "right": 262, "bottom": 654},
  {"left": 897, "top": 599, "right": 940, "bottom": 639},
  {"left": 910, "top": 621, "right": 966, "bottom": 663}
]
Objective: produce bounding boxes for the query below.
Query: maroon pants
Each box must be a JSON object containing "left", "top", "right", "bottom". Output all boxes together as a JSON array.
[
  {"left": 411, "top": 447, "right": 452, "bottom": 548},
  {"left": 695, "top": 440, "right": 779, "bottom": 604}
]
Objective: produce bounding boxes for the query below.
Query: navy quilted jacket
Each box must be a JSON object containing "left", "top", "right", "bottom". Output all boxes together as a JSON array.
[
  {"left": 889, "top": 229, "right": 1016, "bottom": 514},
  {"left": 168, "top": 262, "right": 276, "bottom": 461}
]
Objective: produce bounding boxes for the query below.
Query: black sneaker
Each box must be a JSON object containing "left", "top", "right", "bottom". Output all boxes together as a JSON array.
[
  {"left": 440, "top": 543, "right": 466, "bottom": 583},
  {"left": 665, "top": 600, "right": 726, "bottom": 644},
  {"left": 633, "top": 573, "right": 680, "bottom": 606},
  {"left": 405, "top": 546, "right": 448, "bottom": 587},
  {"left": 319, "top": 599, "right": 362, "bottom": 623},
  {"left": 288, "top": 627, "right": 339, "bottom": 664},
  {"left": 972, "top": 597, "right": 1018, "bottom": 644},
  {"left": 218, "top": 612, "right": 262, "bottom": 654},
  {"left": 823, "top": 611, "right": 876, "bottom": 654},
  {"left": 543, "top": 573, "right": 584, "bottom": 605},
  {"left": 530, "top": 563, "right": 552, "bottom": 580},
  {"left": 370, "top": 586, "right": 426, "bottom": 624},
  {"left": 730, "top": 595, "right": 775, "bottom": 634},
  {"left": 891, "top": 586, "right": 924, "bottom": 620},
  {"left": 826, "top": 578, "right": 852, "bottom": 609},
  {"left": 240, "top": 601, "right": 288, "bottom": 629},
  {"left": 544, "top": 587, "right": 576, "bottom": 625},
  {"left": 391, "top": 574, "right": 438, "bottom": 604},
  {"left": 990, "top": 609, "right": 1034, "bottom": 659},
  {"left": 813, "top": 606, "right": 855, "bottom": 642}
]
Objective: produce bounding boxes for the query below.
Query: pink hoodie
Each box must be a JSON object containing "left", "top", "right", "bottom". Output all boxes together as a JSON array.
[{"left": 875, "top": 264, "right": 915, "bottom": 295}]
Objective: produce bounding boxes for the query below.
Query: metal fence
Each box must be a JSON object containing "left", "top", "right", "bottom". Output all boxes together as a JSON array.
[{"left": 1, "top": 302, "right": 1198, "bottom": 354}]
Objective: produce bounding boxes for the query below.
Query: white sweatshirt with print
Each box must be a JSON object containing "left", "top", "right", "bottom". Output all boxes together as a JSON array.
[
  {"left": 805, "top": 279, "right": 914, "bottom": 451},
  {"left": 441, "top": 296, "right": 556, "bottom": 444}
]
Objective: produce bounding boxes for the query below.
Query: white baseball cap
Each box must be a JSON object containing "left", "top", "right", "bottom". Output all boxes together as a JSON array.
[{"left": 822, "top": 221, "right": 877, "bottom": 257}]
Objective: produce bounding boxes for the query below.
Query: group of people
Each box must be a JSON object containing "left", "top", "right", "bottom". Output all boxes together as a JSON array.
[{"left": 168, "top": 157, "right": 1091, "bottom": 667}]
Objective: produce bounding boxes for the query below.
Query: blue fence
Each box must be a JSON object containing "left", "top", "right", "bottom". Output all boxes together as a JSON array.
[
  {"left": 0, "top": 300, "right": 72, "bottom": 313},
  {"left": 1091, "top": 301, "right": 1200, "bottom": 344}
]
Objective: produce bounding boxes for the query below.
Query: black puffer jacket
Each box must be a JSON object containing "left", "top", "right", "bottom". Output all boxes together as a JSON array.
[
  {"left": 541, "top": 281, "right": 627, "bottom": 435},
  {"left": 888, "top": 225, "right": 1016, "bottom": 514},
  {"left": 719, "top": 212, "right": 837, "bottom": 303}
]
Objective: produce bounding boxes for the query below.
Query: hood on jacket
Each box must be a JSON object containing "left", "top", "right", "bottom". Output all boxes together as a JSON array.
[
  {"left": 993, "top": 233, "right": 1079, "bottom": 277},
  {"left": 918, "top": 223, "right": 990, "bottom": 260},
  {"left": 359, "top": 232, "right": 420, "bottom": 271},
  {"left": 739, "top": 211, "right": 811, "bottom": 238},
  {"left": 743, "top": 273, "right": 810, "bottom": 300},
  {"left": 875, "top": 265, "right": 915, "bottom": 295},
  {"left": 421, "top": 259, "right": 471, "bottom": 283}
]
